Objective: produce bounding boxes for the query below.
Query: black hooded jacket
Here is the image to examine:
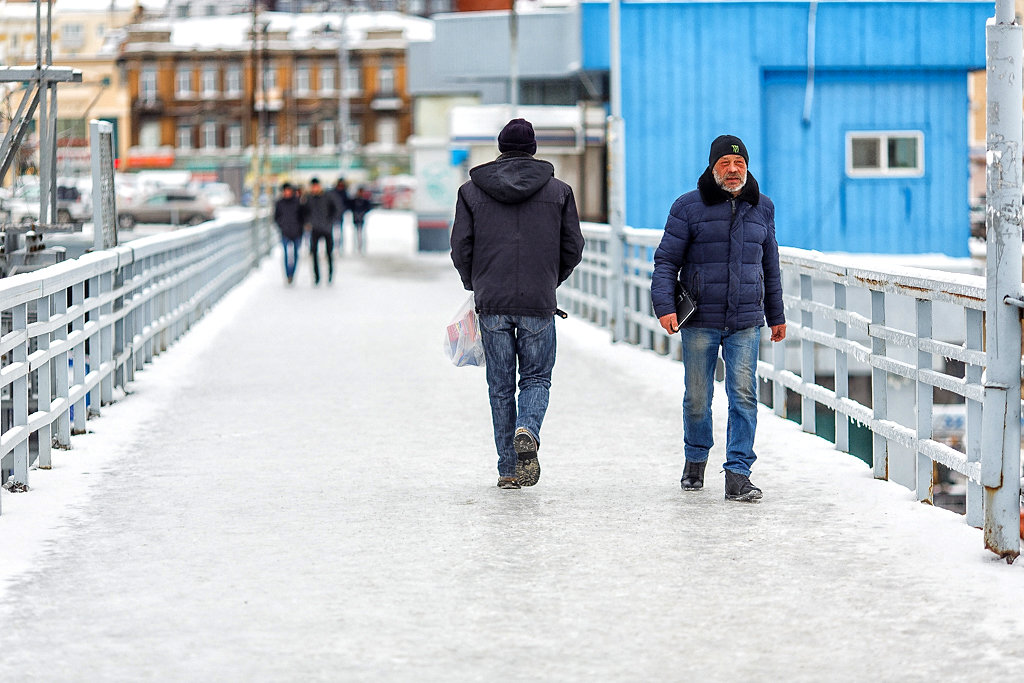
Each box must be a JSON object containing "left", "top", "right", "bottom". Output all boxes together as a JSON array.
[{"left": 451, "top": 152, "right": 585, "bottom": 317}]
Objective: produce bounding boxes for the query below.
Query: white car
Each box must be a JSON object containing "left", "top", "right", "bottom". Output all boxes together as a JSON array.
[{"left": 1, "top": 183, "right": 92, "bottom": 225}]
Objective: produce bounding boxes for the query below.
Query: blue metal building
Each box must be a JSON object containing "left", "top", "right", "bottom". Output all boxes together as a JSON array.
[{"left": 583, "top": 1, "right": 989, "bottom": 254}]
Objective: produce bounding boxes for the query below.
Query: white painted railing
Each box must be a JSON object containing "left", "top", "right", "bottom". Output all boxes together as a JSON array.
[
  {"left": 559, "top": 224, "right": 1017, "bottom": 552},
  {"left": 0, "top": 212, "right": 274, "bottom": 511}
]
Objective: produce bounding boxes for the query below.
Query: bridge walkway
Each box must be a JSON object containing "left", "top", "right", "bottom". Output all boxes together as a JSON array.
[{"left": 1, "top": 242, "right": 1023, "bottom": 680}]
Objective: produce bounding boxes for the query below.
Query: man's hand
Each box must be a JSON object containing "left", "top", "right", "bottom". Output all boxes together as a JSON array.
[
  {"left": 770, "top": 323, "right": 786, "bottom": 342},
  {"left": 659, "top": 313, "right": 679, "bottom": 335}
]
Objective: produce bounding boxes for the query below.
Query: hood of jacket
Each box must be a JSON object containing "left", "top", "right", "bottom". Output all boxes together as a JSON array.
[
  {"left": 469, "top": 153, "right": 554, "bottom": 204},
  {"left": 697, "top": 166, "right": 761, "bottom": 207}
]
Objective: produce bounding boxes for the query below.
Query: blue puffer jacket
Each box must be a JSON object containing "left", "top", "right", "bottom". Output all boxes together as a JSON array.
[{"left": 651, "top": 169, "right": 785, "bottom": 331}]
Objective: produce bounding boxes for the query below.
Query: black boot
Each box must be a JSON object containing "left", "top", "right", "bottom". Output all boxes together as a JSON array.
[
  {"left": 680, "top": 460, "right": 707, "bottom": 491},
  {"left": 724, "top": 470, "right": 762, "bottom": 502}
]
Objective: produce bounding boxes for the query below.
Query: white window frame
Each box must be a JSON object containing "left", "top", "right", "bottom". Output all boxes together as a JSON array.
[
  {"left": 227, "top": 124, "right": 242, "bottom": 150},
  {"left": 296, "top": 124, "right": 311, "bottom": 149},
  {"left": 267, "top": 124, "right": 278, "bottom": 147},
  {"left": 176, "top": 67, "right": 193, "bottom": 97},
  {"left": 319, "top": 64, "right": 335, "bottom": 94},
  {"left": 176, "top": 125, "right": 193, "bottom": 150},
  {"left": 344, "top": 66, "right": 361, "bottom": 95},
  {"left": 320, "top": 122, "right": 335, "bottom": 149},
  {"left": 377, "top": 64, "right": 394, "bottom": 95},
  {"left": 61, "top": 23, "right": 85, "bottom": 51},
  {"left": 201, "top": 121, "right": 217, "bottom": 149},
  {"left": 202, "top": 67, "right": 219, "bottom": 97},
  {"left": 845, "top": 130, "right": 925, "bottom": 178},
  {"left": 295, "top": 64, "right": 310, "bottom": 95},
  {"left": 263, "top": 64, "right": 277, "bottom": 92},
  {"left": 225, "top": 65, "right": 242, "bottom": 96},
  {"left": 141, "top": 67, "right": 158, "bottom": 101}
]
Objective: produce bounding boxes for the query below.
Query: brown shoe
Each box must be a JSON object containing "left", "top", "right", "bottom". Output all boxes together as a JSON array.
[{"left": 497, "top": 476, "right": 521, "bottom": 490}]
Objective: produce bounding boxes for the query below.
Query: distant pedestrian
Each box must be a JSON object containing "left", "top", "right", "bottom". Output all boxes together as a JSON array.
[
  {"left": 349, "top": 187, "right": 375, "bottom": 255},
  {"left": 451, "top": 118, "right": 585, "bottom": 490},
  {"left": 304, "top": 178, "right": 338, "bottom": 285},
  {"left": 651, "top": 135, "right": 786, "bottom": 502},
  {"left": 273, "top": 183, "right": 303, "bottom": 285},
  {"left": 332, "top": 178, "right": 350, "bottom": 254}
]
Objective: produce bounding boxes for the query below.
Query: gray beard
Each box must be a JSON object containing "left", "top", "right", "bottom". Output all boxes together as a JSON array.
[{"left": 713, "top": 168, "right": 747, "bottom": 194}]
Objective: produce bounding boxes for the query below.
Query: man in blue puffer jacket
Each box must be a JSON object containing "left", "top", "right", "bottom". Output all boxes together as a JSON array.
[{"left": 651, "top": 135, "right": 786, "bottom": 502}]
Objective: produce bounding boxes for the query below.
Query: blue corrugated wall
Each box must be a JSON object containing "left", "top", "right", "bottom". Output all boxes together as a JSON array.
[{"left": 582, "top": 1, "right": 989, "bottom": 255}]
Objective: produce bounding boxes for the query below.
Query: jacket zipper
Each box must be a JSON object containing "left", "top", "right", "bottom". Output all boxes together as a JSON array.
[{"left": 730, "top": 198, "right": 736, "bottom": 218}]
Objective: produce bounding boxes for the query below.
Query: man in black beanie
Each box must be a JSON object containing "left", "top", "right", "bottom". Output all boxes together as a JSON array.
[
  {"left": 451, "top": 118, "right": 585, "bottom": 490},
  {"left": 649, "top": 135, "right": 787, "bottom": 501}
]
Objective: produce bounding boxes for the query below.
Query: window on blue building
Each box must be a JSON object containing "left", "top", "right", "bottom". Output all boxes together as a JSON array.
[{"left": 846, "top": 131, "right": 924, "bottom": 178}]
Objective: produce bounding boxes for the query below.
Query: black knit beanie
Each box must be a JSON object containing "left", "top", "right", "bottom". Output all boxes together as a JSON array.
[
  {"left": 498, "top": 118, "right": 537, "bottom": 155},
  {"left": 708, "top": 135, "right": 749, "bottom": 167}
]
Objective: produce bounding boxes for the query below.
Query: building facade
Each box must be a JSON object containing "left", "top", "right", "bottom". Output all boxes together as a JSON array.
[
  {"left": 582, "top": 0, "right": 989, "bottom": 256},
  {"left": 0, "top": 0, "right": 140, "bottom": 175},
  {"left": 118, "top": 12, "right": 430, "bottom": 182}
]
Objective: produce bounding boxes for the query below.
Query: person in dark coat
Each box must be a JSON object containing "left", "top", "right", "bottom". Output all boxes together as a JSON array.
[
  {"left": 303, "top": 178, "right": 339, "bottom": 284},
  {"left": 651, "top": 135, "right": 786, "bottom": 502},
  {"left": 331, "top": 178, "right": 350, "bottom": 254},
  {"left": 451, "top": 118, "right": 585, "bottom": 490},
  {"left": 349, "top": 187, "right": 375, "bottom": 255},
  {"left": 273, "top": 183, "right": 304, "bottom": 284}
]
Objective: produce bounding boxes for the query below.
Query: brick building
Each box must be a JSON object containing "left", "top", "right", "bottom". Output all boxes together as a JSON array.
[{"left": 118, "top": 11, "right": 432, "bottom": 181}]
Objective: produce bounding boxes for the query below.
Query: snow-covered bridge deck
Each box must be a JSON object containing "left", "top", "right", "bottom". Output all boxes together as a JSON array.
[{"left": 2, "top": 227, "right": 1024, "bottom": 679}]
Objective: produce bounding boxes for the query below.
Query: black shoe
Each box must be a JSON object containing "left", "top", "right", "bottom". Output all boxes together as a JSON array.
[
  {"left": 514, "top": 428, "right": 541, "bottom": 486},
  {"left": 724, "top": 470, "right": 762, "bottom": 502},
  {"left": 497, "top": 476, "right": 521, "bottom": 490},
  {"left": 680, "top": 460, "right": 707, "bottom": 491}
]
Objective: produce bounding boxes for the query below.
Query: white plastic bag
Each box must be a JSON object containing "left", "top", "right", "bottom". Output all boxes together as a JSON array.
[{"left": 444, "top": 294, "right": 486, "bottom": 367}]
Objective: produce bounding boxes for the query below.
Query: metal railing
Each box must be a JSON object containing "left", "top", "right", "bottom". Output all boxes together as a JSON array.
[
  {"left": 0, "top": 213, "right": 274, "bottom": 511},
  {"left": 559, "top": 223, "right": 1019, "bottom": 556}
]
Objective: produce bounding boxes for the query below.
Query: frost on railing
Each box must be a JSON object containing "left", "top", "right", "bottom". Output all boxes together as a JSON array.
[
  {"left": 559, "top": 225, "right": 992, "bottom": 527},
  {"left": 0, "top": 213, "right": 274, "bottom": 512}
]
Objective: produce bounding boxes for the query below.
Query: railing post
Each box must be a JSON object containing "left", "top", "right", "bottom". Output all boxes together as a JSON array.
[
  {"left": 53, "top": 288, "right": 70, "bottom": 448},
  {"left": 87, "top": 275, "right": 101, "bottom": 417},
  {"left": 773, "top": 326, "right": 786, "bottom": 418},
  {"left": 800, "top": 273, "right": 815, "bottom": 433},
  {"left": 99, "top": 270, "right": 113, "bottom": 405},
  {"left": 36, "top": 295, "right": 52, "bottom": 469},
  {"left": 916, "top": 299, "right": 933, "bottom": 503},
  {"left": 983, "top": 0, "right": 1023, "bottom": 560},
  {"left": 607, "top": 0, "right": 627, "bottom": 343},
  {"left": 833, "top": 281, "right": 849, "bottom": 452},
  {"left": 965, "top": 307, "right": 984, "bottom": 528},
  {"left": 71, "top": 281, "right": 86, "bottom": 434},
  {"left": 871, "top": 290, "right": 888, "bottom": 479},
  {"left": 11, "top": 302, "right": 29, "bottom": 487}
]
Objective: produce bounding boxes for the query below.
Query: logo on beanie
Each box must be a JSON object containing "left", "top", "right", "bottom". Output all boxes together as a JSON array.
[{"left": 731, "top": 145, "right": 739, "bottom": 153}]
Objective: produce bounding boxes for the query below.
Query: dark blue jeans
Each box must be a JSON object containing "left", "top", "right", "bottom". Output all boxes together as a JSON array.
[
  {"left": 680, "top": 326, "right": 761, "bottom": 476},
  {"left": 479, "top": 314, "right": 557, "bottom": 477},
  {"left": 282, "top": 237, "right": 301, "bottom": 279}
]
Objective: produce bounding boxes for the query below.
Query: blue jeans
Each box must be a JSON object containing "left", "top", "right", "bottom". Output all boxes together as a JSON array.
[
  {"left": 479, "top": 314, "right": 557, "bottom": 477},
  {"left": 681, "top": 326, "right": 761, "bottom": 477},
  {"left": 282, "top": 237, "right": 301, "bottom": 279}
]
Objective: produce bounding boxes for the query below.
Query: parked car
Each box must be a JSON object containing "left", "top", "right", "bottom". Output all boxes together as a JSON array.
[
  {"left": 1, "top": 182, "right": 92, "bottom": 225},
  {"left": 117, "top": 190, "right": 214, "bottom": 229},
  {"left": 199, "top": 182, "right": 236, "bottom": 208}
]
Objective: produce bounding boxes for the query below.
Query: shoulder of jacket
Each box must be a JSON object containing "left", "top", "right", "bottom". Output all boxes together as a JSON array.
[
  {"left": 758, "top": 193, "right": 774, "bottom": 212},
  {"left": 670, "top": 189, "right": 702, "bottom": 217}
]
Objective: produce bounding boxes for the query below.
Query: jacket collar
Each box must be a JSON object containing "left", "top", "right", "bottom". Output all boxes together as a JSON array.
[{"left": 697, "top": 166, "right": 760, "bottom": 207}]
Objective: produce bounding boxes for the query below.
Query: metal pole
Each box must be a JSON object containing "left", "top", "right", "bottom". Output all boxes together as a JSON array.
[
  {"left": 607, "top": 0, "right": 626, "bottom": 342},
  {"left": 982, "top": 0, "right": 1023, "bottom": 561},
  {"left": 509, "top": 3, "right": 519, "bottom": 117},
  {"left": 337, "top": 0, "right": 350, "bottom": 172}
]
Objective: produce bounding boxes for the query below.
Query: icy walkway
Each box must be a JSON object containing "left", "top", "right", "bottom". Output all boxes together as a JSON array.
[{"left": 3, "top": 225, "right": 1024, "bottom": 680}]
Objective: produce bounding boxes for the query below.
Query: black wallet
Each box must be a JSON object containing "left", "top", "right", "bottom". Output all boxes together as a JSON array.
[{"left": 673, "top": 277, "right": 696, "bottom": 329}]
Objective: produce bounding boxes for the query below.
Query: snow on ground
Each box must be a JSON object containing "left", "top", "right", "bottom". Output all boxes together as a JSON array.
[{"left": 1, "top": 211, "right": 1024, "bottom": 680}]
